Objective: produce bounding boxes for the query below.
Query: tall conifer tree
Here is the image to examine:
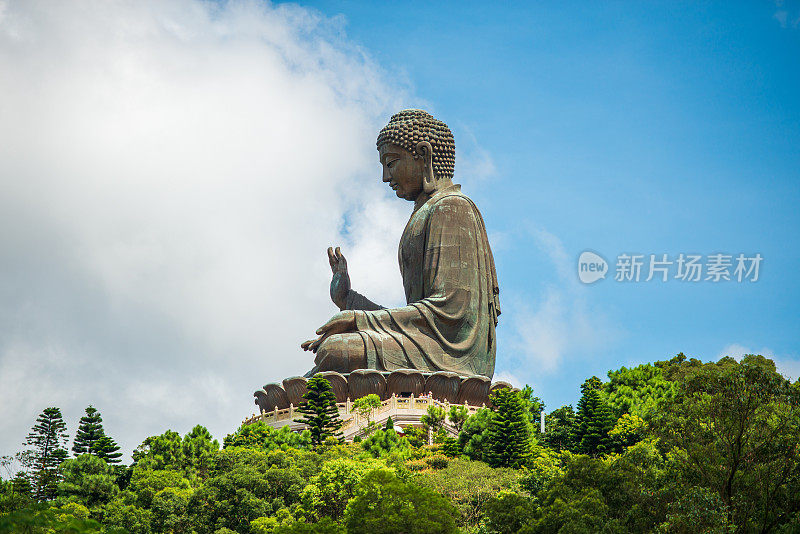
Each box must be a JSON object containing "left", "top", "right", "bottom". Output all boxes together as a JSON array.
[
  {"left": 575, "top": 377, "right": 615, "bottom": 456},
  {"left": 72, "top": 405, "right": 123, "bottom": 464},
  {"left": 294, "top": 375, "right": 343, "bottom": 446},
  {"left": 485, "top": 388, "right": 532, "bottom": 468},
  {"left": 72, "top": 405, "right": 105, "bottom": 456},
  {"left": 24, "top": 407, "right": 69, "bottom": 501}
]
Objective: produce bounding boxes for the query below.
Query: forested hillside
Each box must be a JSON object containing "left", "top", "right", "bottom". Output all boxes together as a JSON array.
[{"left": 2, "top": 353, "right": 799, "bottom": 533}]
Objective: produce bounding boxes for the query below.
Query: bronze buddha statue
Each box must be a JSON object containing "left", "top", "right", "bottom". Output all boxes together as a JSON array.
[{"left": 302, "top": 110, "right": 500, "bottom": 380}]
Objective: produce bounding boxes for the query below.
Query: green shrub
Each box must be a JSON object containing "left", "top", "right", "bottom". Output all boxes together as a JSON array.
[
  {"left": 425, "top": 454, "right": 449, "bottom": 470},
  {"left": 360, "top": 429, "right": 410, "bottom": 458}
]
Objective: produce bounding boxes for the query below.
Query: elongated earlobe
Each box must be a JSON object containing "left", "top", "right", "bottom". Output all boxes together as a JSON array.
[{"left": 416, "top": 141, "right": 435, "bottom": 194}]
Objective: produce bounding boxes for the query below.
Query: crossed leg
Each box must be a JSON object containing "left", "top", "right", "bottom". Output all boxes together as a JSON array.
[{"left": 313, "top": 332, "right": 368, "bottom": 373}]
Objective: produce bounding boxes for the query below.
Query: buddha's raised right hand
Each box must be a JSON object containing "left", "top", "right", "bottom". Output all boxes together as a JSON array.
[{"left": 328, "top": 246, "right": 350, "bottom": 310}]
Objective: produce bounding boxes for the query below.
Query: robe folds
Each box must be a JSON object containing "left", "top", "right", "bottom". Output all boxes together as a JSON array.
[{"left": 344, "top": 184, "right": 500, "bottom": 379}]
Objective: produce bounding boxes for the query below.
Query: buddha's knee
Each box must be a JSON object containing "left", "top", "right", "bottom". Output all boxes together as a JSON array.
[{"left": 315, "top": 334, "right": 366, "bottom": 372}]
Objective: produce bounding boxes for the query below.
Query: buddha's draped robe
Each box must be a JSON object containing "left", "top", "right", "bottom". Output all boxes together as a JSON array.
[{"left": 344, "top": 184, "right": 500, "bottom": 378}]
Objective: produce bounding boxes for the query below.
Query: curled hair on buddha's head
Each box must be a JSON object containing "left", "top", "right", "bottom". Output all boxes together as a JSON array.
[{"left": 376, "top": 109, "right": 456, "bottom": 180}]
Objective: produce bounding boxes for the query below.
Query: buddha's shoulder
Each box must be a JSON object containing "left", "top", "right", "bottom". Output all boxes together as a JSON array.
[{"left": 428, "top": 186, "right": 480, "bottom": 214}]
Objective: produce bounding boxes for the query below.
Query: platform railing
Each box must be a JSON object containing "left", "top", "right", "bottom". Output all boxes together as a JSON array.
[{"left": 241, "top": 393, "right": 485, "bottom": 428}]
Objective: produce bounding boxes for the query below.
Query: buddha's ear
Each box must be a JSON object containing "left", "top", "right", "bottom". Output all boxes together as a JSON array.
[{"left": 416, "top": 141, "right": 435, "bottom": 194}]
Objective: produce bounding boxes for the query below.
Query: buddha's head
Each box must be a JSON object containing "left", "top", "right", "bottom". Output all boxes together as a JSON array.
[{"left": 376, "top": 109, "right": 455, "bottom": 201}]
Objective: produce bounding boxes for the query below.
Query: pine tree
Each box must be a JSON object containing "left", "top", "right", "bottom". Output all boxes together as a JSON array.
[
  {"left": 485, "top": 388, "right": 532, "bottom": 468},
  {"left": 294, "top": 375, "right": 343, "bottom": 446},
  {"left": 421, "top": 405, "right": 445, "bottom": 434},
  {"left": 72, "top": 405, "right": 105, "bottom": 456},
  {"left": 575, "top": 377, "right": 615, "bottom": 456},
  {"left": 72, "top": 404, "right": 123, "bottom": 464},
  {"left": 24, "top": 407, "right": 69, "bottom": 501},
  {"left": 448, "top": 405, "right": 469, "bottom": 433},
  {"left": 95, "top": 435, "right": 123, "bottom": 464}
]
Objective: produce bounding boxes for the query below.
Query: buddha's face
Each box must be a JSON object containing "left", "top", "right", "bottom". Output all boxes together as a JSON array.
[{"left": 379, "top": 142, "right": 425, "bottom": 201}]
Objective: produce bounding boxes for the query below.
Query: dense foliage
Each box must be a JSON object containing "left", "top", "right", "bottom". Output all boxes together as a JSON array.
[{"left": 2, "top": 353, "right": 799, "bottom": 533}]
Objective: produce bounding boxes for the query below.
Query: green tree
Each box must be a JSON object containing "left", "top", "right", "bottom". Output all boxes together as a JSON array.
[
  {"left": 519, "top": 448, "right": 564, "bottom": 496},
  {"left": 654, "top": 352, "right": 704, "bottom": 382},
  {"left": 360, "top": 428, "right": 410, "bottom": 458},
  {"left": 0, "top": 473, "right": 34, "bottom": 513},
  {"left": 295, "top": 376, "right": 343, "bottom": 446},
  {"left": 343, "top": 469, "right": 458, "bottom": 534},
  {"left": 301, "top": 457, "right": 381, "bottom": 522},
  {"left": 181, "top": 425, "right": 219, "bottom": 478},
  {"left": 458, "top": 408, "right": 493, "bottom": 461},
  {"left": 94, "top": 435, "right": 122, "bottom": 464},
  {"left": 421, "top": 405, "right": 445, "bottom": 437},
  {"left": 539, "top": 405, "right": 578, "bottom": 452},
  {"left": 654, "top": 486, "right": 732, "bottom": 534},
  {"left": 57, "top": 454, "right": 119, "bottom": 507},
  {"left": 412, "top": 457, "right": 525, "bottom": 529},
  {"left": 652, "top": 355, "right": 800, "bottom": 532},
  {"left": 151, "top": 485, "right": 193, "bottom": 533},
  {"left": 575, "top": 378, "right": 615, "bottom": 456},
  {"left": 448, "top": 405, "right": 468, "bottom": 433},
  {"left": 350, "top": 394, "right": 381, "bottom": 435},
  {"left": 133, "top": 430, "right": 184, "bottom": 471},
  {"left": 190, "top": 447, "right": 306, "bottom": 533},
  {"left": 133, "top": 426, "right": 219, "bottom": 478},
  {"left": 128, "top": 467, "right": 191, "bottom": 509},
  {"left": 441, "top": 436, "right": 461, "bottom": 457},
  {"left": 0, "top": 504, "right": 101, "bottom": 533},
  {"left": 523, "top": 486, "right": 624, "bottom": 534},
  {"left": 520, "top": 385, "right": 546, "bottom": 425},
  {"left": 485, "top": 389, "right": 532, "bottom": 468},
  {"left": 603, "top": 364, "right": 676, "bottom": 418},
  {"left": 224, "top": 421, "right": 312, "bottom": 451},
  {"left": 521, "top": 443, "right": 668, "bottom": 533},
  {"left": 608, "top": 413, "right": 646, "bottom": 452},
  {"left": 72, "top": 406, "right": 104, "bottom": 457},
  {"left": 24, "top": 407, "right": 69, "bottom": 501},
  {"left": 72, "top": 405, "right": 123, "bottom": 465},
  {"left": 102, "top": 500, "right": 152, "bottom": 534},
  {"left": 402, "top": 425, "right": 427, "bottom": 448},
  {"left": 484, "top": 492, "right": 538, "bottom": 534}
]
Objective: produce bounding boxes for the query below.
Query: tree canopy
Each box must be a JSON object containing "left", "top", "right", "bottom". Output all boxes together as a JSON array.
[{"left": 3, "top": 353, "right": 800, "bottom": 533}]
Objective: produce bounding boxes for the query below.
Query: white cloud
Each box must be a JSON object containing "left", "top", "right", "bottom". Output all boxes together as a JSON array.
[
  {"left": 498, "top": 227, "right": 621, "bottom": 383},
  {"left": 453, "top": 125, "right": 497, "bottom": 185},
  {"left": 717, "top": 343, "right": 800, "bottom": 381},
  {"left": 0, "top": 0, "right": 419, "bottom": 461}
]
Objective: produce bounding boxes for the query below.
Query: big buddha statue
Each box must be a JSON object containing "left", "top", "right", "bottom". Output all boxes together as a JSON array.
[{"left": 301, "top": 110, "right": 500, "bottom": 380}]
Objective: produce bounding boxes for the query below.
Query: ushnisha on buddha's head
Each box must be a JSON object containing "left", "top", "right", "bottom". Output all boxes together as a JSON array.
[{"left": 376, "top": 109, "right": 456, "bottom": 201}]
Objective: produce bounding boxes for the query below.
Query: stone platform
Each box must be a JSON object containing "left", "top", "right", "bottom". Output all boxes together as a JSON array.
[
  {"left": 253, "top": 368, "right": 513, "bottom": 414},
  {"left": 246, "top": 369, "right": 516, "bottom": 441},
  {"left": 244, "top": 393, "right": 480, "bottom": 441}
]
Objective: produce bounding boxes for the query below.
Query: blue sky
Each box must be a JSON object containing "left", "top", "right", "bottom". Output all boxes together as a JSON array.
[{"left": 293, "top": 0, "right": 800, "bottom": 408}]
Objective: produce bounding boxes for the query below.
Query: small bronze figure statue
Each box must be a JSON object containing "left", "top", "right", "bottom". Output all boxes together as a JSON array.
[{"left": 302, "top": 110, "right": 500, "bottom": 379}]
